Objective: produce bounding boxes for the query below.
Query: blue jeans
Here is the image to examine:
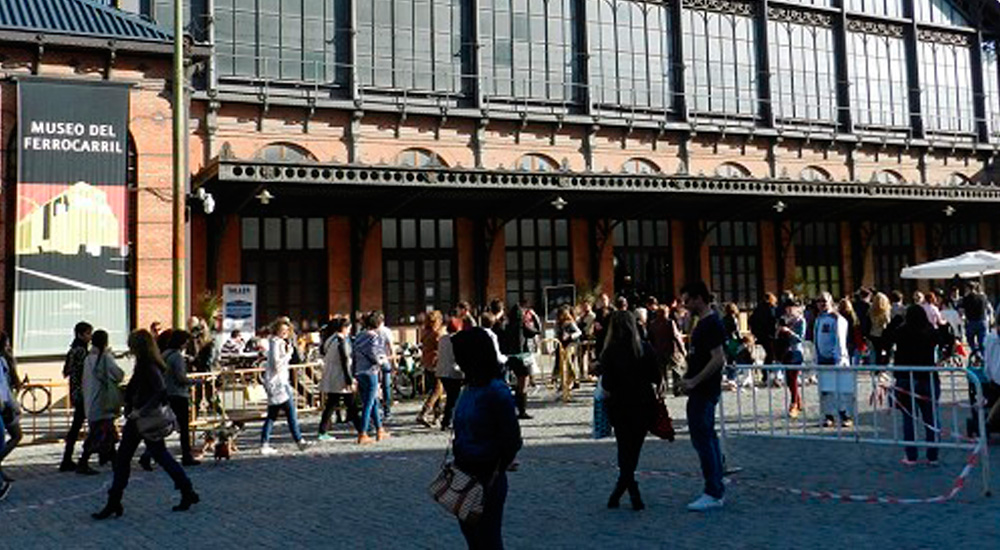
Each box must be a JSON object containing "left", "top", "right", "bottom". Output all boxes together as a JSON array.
[
  {"left": 260, "top": 396, "right": 303, "bottom": 444},
  {"left": 0, "top": 411, "right": 5, "bottom": 457},
  {"left": 358, "top": 372, "right": 382, "bottom": 434},
  {"left": 110, "top": 420, "right": 191, "bottom": 503},
  {"left": 686, "top": 394, "right": 725, "bottom": 499},
  {"left": 381, "top": 365, "right": 393, "bottom": 415},
  {"left": 459, "top": 471, "right": 508, "bottom": 550},
  {"left": 967, "top": 319, "right": 988, "bottom": 357}
]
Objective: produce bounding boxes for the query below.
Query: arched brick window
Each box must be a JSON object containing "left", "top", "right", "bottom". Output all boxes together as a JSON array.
[
  {"left": 622, "top": 158, "right": 660, "bottom": 174},
  {"left": 873, "top": 170, "right": 906, "bottom": 184},
  {"left": 254, "top": 143, "right": 317, "bottom": 162},
  {"left": 799, "top": 166, "right": 832, "bottom": 182},
  {"left": 517, "top": 153, "right": 560, "bottom": 172},
  {"left": 396, "top": 148, "right": 447, "bottom": 168},
  {"left": 715, "top": 162, "right": 751, "bottom": 178}
]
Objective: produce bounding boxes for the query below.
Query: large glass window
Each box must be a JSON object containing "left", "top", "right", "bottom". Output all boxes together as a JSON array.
[
  {"left": 845, "top": 0, "right": 904, "bottom": 19},
  {"left": 914, "top": 0, "right": 970, "bottom": 27},
  {"left": 481, "top": 0, "right": 579, "bottom": 101},
  {"left": 768, "top": 11, "right": 837, "bottom": 124},
  {"left": 872, "top": 222, "right": 913, "bottom": 293},
  {"left": 919, "top": 32, "right": 974, "bottom": 134},
  {"left": 793, "top": 222, "right": 842, "bottom": 299},
  {"left": 613, "top": 220, "right": 673, "bottom": 302},
  {"left": 505, "top": 219, "right": 571, "bottom": 308},
  {"left": 707, "top": 221, "right": 760, "bottom": 309},
  {"left": 683, "top": 2, "right": 758, "bottom": 117},
  {"left": 938, "top": 221, "right": 978, "bottom": 258},
  {"left": 587, "top": 0, "right": 671, "bottom": 111},
  {"left": 356, "top": 0, "right": 465, "bottom": 93},
  {"left": 984, "top": 40, "right": 1000, "bottom": 141},
  {"left": 382, "top": 219, "right": 456, "bottom": 325},
  {"left": 241, "top": 217, "right": 327, "bottom": 327},
  {"left": 215, "top": 0, "right": 349, "bottom": 84},
  {"left": 847, "top": 24, "right": 909, "bottom": 128}
]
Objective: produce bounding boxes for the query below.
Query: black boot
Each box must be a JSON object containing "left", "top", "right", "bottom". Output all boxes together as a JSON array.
[
  {"left": 138, "top": 454, "right": 154, "bottom": 472},
  {"left": 516, "top": 393, "right": 532, "bottom": 420},
  {"left": 607, "top": 480, "right": 628, "bottom": 509},
  {"left": 92, "top": 495, "right": 123, "bottom": 520},
  {"left": 172, "top": 488, "right": 200, "bottom": 512},
  {"left": 627, "top": 481, "right": 645, "bottom": 511}
]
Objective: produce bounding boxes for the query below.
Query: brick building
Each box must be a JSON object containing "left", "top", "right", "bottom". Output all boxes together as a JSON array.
[{"left": 7, "top": 0, "right": 1000, "bottom": 343}]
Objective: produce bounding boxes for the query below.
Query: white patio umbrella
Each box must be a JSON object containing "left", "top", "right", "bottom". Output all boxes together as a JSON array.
[{"left": 899, "top": 250, "right": 1000, "bottom": 280}]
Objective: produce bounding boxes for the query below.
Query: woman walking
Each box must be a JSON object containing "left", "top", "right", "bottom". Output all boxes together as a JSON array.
[
  {"left": 93, "top": 330, "right": 199, "bottom": 519},
  {"left": 552, "top": 307, "right": 582, "bottom": 390},
  {"left": 870, "top": 292, "right": 893, "bottom": 366},
  {"left": 80, "top": 330, "right": 124, "bottom": 471},
  {"left": 353, "top": 313, "right": 390, "bottom": 444},
  {"left": 417, "top": 311, "right": 446, "bottom": 427},
  {"left": 318, "top": 317, "right": 357, "bottom": 440},
  {"left": 260, "top": 319, "right": 311, "bottom": 454},
  {"left": 0, "top": 331, "right": 21, "bottom": 489},
  {"left": 450, "top": 327, "right": 522, "bottom": 549},
  {"left": 163, "top": 330, "right": 199, "bottom": 466},
  {"left": 600, "top": 311, "right": 660, "bottom": 511}
]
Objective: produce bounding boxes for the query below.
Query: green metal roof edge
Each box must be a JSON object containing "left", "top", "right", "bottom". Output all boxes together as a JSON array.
[{"left": 0, "top": 0, "right": 173, "bottom": 44}]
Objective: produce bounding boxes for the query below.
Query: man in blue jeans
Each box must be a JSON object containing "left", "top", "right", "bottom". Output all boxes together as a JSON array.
[
  {"left": 962, "top": 283, "right": 991, "bottom": 359},
  {"left": 680, "top": 281, "right": 726, "bottom": 512}
]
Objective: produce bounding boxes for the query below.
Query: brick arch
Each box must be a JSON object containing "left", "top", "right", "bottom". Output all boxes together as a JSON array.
[
  {"left": 799, "top": 165, "right": 831, "bottom": 182},
  {"left": 623, "top": 157, "right": 661, "bottom": 174},
  {"left": 516, "top": 153, "right": 560, "bottom": 172},
  {"left": 395, "top": 147, "right": 449, "bottom": 168},
  {"left": 873, "top": 169, "right": 906, "bottom": 184},
  {"left": 715, "top": 161, "right": 751, "bottom": 178},
  {"left": 254, "top": 142, "right": 318, "bottom": 162}
]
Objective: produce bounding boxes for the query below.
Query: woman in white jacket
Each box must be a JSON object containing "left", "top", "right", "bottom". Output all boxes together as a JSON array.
[
  {"left": 260, "top": 319, "right": 310, "bottom": 454},
  {"left": 317, "top": 318, "right": 357, "bottom": 441},
  {"left": 80, "top": 330, "right": 124, "bottom": 472}
]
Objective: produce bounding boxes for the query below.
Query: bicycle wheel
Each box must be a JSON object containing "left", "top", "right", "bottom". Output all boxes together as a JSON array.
[
  {"left": 19, "top": 386, "right": 51, "bottom": 414},
  {"left": 393, "top": 372, "right": 416, "bottom": 400}
]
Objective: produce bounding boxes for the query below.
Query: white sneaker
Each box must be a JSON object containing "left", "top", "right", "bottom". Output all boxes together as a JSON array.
[
  {"left": 260, "top": 444, "right": 278, "bottom": 456},
  {"left": 686, "top": 493, "right": 724, "bottom": 512},
  {"left": 297, "top": 439, "right": 312, "bottom": 452}
]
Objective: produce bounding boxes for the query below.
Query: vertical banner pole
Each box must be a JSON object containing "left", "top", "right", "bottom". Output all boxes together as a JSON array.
[{"left": 172, "top": 0, "right": 187, "bottom": 329}]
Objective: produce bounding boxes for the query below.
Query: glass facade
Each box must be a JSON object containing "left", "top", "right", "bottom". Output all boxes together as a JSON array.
[
  {"left": 847, "top": 27, "right": 909, "bottom": 128},
  {"left": 682, "top": 2, "right": 758, "bottom": 117},
  {"left": 382, "top": 219, "right": 456, "bottom": 324},
  {"left": 613, "top": 220, "right": 673, "bottom": 301},
  {"left": 707, "top": 221, "right": 760, "bottom": 309},
  {"left": 504, "top": 219, "right": 571, "bottom": 308},
  {"left": 793, "top": 222, "right": 842, "bottom": 299},
  {"left": 768, "top": 13, "right": 837, "bottom": 123},
  {"left": 919, "top": 33, "right": 974, "bottom": 134}
]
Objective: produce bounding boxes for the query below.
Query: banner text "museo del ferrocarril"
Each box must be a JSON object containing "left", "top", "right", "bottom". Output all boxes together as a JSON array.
[{"left": 21, "top": 121, "right": 124, "bottom": 154}]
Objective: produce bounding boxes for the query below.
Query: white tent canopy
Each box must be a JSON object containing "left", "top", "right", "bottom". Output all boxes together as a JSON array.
[{"left": 899, "top": 250, "right": 1000, "bottom": 280}]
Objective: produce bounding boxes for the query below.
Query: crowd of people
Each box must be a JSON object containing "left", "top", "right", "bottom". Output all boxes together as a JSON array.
[{"left": 2, "top": 276, "right": 999, "bottom": 547}]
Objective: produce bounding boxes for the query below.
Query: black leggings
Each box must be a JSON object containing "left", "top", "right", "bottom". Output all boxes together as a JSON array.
[
  {"left": 62, "top": 404, "right": 86, "bottom": 464},
  {"left": 169, "top": 396, "right": 194, "bottom": 461},
  {"left": 319, "top": 393, "right": 358, "bottom": 434},
  {"left": 614, "top": 423, "right": 647, "bottom": 486},
  {"left": 440, "top": 378, "right": 463, "bottom": 429}
]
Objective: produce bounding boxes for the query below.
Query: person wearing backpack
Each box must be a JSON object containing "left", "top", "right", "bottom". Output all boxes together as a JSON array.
[
  {"left": 60, "top": 321, "right": 93, "bottom": 473},
  {"left": 81, "top": 330, "right": 124, "bottom": 473}
]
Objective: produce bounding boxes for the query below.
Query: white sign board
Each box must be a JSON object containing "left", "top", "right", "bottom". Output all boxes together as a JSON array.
[{"left": 222, "top": 284, "right": 257, "bottom": 335}]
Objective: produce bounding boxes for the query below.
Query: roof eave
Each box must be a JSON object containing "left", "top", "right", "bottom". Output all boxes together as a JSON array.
[{"left": 0, "top": 28, "right": 211, "bottom": 58}]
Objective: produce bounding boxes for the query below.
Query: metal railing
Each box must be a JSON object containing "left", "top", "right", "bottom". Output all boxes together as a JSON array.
[{"left": 719, "top": 363, "right": 992, "bottom": 497}]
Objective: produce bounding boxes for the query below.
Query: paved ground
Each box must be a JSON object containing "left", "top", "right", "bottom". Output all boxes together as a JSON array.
[{"left": 1, "top": 383, "right": 998, "bottom": 549}]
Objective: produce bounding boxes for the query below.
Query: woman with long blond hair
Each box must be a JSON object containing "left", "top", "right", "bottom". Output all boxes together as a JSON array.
[
  {"left": 870, "top": 292, "right": 892, "bottom": 365},
  {"left": 417, "top": 310, "right": 446, "bottom": 427},
  {"left": 93, "top": 330, "right": 199, "bottom": 519}
]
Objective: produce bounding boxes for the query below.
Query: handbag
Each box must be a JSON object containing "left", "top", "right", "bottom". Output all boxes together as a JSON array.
[
  {"left": 592, "top": 377, "right": 612, "bottom": 439},
  {"left": 428, "top": 436, "right": 492, "bottom": 525},
  {"left": 130, "top": 402, "right": 177, "bottom": 442},
  {"left": 650, "top": 397, "right": 675, "bottom": 442},
  {"left": 96, "top": 353, "right": 123, "bottom": 415}
]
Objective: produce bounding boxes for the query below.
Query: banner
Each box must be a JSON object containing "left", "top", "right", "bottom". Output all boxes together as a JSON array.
[
  {"left": 222, "top": 284, "right": 257, "bottom": 336},
  {"left": 15, "top": 80, "right": 131, "bottom": 356},
  {"left": 543, "top": 284, "right": 577, "bottom": 323}
]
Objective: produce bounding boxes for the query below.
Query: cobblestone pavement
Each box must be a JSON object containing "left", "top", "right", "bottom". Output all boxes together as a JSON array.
[{"left": 1, "top": 384, "right": 997, "bottom": 549}]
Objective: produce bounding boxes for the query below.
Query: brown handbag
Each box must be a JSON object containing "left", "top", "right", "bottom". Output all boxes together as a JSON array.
[
  {"left": 428, "top": 435, "right": 495, "bottom": 524},
  {"left": 650, "top": 398, "right": 675, "bottom": 442}
]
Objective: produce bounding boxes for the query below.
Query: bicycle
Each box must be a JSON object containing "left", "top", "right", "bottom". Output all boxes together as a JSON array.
[
  {"left": 17, "top": 375, "right": 52, "bottom": 415},
  {"left": 392, "top": 342, "right": 423, "bottom": 400}
]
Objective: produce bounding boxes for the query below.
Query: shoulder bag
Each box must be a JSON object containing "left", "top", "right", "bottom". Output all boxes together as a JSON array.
[
  {"left": 428, "top": 434, "right": 495, "bottom": 525},
  {"left": 650, "top": 397, "right": 675, "bottom": 442},
  {"left": 97, "top": 353, "right": 124, "bottom": 415},
  {"left": 129, "top": 401, "right": 177, "bottom": 442}
]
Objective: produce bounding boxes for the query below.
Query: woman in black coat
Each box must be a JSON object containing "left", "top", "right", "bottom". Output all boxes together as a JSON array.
[
  {"left": 888, "top": 304, "right": 943, "bottom": 465},
  {"left": 599, "top": 311, "right": 661, "bottom": 510},
  {"left": 92, "top": 329, "right": 199, "bottom": 519}
]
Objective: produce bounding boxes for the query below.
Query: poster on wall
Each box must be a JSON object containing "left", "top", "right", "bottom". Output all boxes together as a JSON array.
[
  {"left": 543, "top": 284, "right": 577, "bottom": 324},
  {"left": 15, "top": 79, "right": 131, "bottom": 356},
  {"left": 222, "top": 284, "right": 257, "bottom": 336}
]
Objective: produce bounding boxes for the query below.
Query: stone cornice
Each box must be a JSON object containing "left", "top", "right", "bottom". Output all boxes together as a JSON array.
[{"left": 210, "top": 161, "right": 1000, "bottom": 202}]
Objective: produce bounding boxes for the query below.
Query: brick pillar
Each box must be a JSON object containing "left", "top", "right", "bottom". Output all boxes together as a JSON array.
[
  {"left": 599, "top": 234, "right": 615, "bottom": 297},
  {"left": 857, "top": 222, "right": 875, "bottom": 289},
  {"left": 359, "top": 222, "right": 383, "bottom": 311},
  {"left": 570, "top": 219, "right": 590, "bottom": 291},
  {"left": 760, "top": 220, "right": 778, "bottom": 294},
  {"left": 781, "top": 221, "right": 796, "bottom": 292},
  {"left": 913, "top": 223, "right": 929, "bottom": 291},
  {"left": 215, "top": 214, "right": 241, "bottom": 290},
  {"left": 979, "top": 222, "right": 992, "bottom": 250},
  {"left": 328, "top": 216, "right": 351, "bottom": 315},
  {"left": 839, "top": 221, "right": 855, "bottom": 293},
  {"left": 456, "top": 218, "right": 475, "bottom": 304},
  {"left": 671, "top": 220, "right": 685, "bottom": 299},
  {"left": 700, "top": 229, "right": 711, "bottom": 290},
  {"left": 190, "top": 214, "right": 207, "bottom": 298},
  {"left": 485, "top": 220, "right": 506, "bottom": 303}
]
